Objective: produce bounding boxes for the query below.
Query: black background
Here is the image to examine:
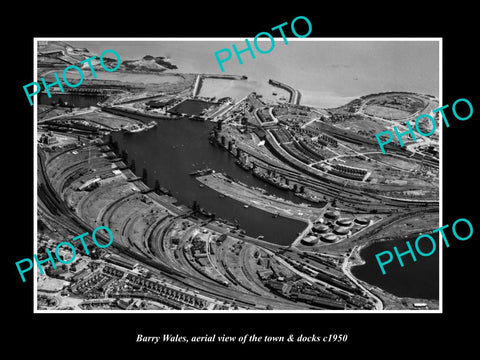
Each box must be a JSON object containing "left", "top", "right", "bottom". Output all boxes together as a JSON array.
[{"left": 6, "top": 4, "right": 478, "bottom": 355}]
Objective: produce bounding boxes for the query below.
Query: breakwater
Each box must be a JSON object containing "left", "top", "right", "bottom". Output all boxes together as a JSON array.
[
  {"left": 268, "top": 79, "right": 301, "bottom": 105},
  {"left": 193, "top": 73, "right": 248, "bottom": 97}
]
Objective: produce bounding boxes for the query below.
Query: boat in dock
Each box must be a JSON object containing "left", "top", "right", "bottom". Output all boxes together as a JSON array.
[
  {"left": 146, "top": 121, "right": 157, "bottom": 129},
  {"left": 159, "top": 186, "right": 171, "bottom": 195},
  {"left": 252, "top": 168, "right": 293, "bottom": 190},
  {"left": 235, "top": 159, "right": 252, "bottom": 171},
  {"left": 189, "top": 168, "right": 213, "bottom": 176},
  {"left": 294, "top": 192, "right": 322, "bottom": 203},
  {"left": 123, "top": 124, "right": 145, "bottom": 133}
]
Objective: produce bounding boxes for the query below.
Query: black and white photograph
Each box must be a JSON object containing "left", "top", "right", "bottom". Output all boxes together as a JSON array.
[
  {"left": 7, "top": 6, "right": 478, "bottom": 354},
  {"left": 32, "top": 39, "right": 441, "bottom": 312}
]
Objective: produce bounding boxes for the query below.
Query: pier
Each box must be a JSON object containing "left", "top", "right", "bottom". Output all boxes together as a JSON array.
[
  {"left": 195, "top": 171, "right": 322, "bottom": 223},
  {"left": 268, "top": 79, "right": 301, "bottom": 105},
  {"left": 100, "top": 105, "right": 178, "bottom": 124},
  {"left": 192, "top": 74, "right": 248, "bottom": 98},
  {"left": 192, "top": 75, "right": 202, "bottom": 98}
]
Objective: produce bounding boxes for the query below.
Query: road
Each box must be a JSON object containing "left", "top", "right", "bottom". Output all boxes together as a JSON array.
[
  {"left": 38, "top": 106, "right": 98, "bottom": 124},
  {"left": 342, "top": 247, "right": 383, "bottom": 310}
]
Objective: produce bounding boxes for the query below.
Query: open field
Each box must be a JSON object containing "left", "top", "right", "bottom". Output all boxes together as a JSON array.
[{"left": 363, "top": 104, "right": 412, "bottom": 120}]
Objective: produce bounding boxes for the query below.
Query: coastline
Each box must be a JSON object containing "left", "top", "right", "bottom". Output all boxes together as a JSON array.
[{"left": 346, "top": 238, "right": 440, "bottom": 309}]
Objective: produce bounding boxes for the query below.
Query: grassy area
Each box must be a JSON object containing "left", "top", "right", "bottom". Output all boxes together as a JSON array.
[
  {"left": 328, "top": 116, "right": 391, "bottom": 136},
  {"left": 362, "top": 93, "right": 428, "bottom": 120},
  {"left": 363, "top": 104, "right": 412, "bottom": 120}
]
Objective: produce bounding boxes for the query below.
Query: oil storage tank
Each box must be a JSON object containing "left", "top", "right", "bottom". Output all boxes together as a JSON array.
[
  {"left": 334, "top": 226, "right": 350, "bottom": 236},
  {"left": 312, "top": 224, "right": 329, "bottom": 234},
  {"left": 301, "top": 235, "right": 319, "bottom": 246},
  {"left": 320, "top": 233, "right": 339, "bottom": 243},
  {"left": 354, "top": 218, "right": 370, "bottom": 226},
  {"left": 324, "top": 210, "right": 340, "bottom": 220},
  {"left": 336, "top": 218, "right": 353, "bottom": 227}
]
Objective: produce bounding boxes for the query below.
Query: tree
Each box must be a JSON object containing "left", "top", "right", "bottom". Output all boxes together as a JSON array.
[
  {"left": 142, "top": 168, "right": 148, "bottom": 183},
  {"left": 154, "top": 179, "right": 160, "bottom": 193},
  {"left": 130, "top": 159, "right": 136, "bottom": 173}
]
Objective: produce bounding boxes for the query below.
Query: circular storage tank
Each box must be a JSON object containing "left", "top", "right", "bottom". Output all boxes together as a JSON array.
[
  {"left": 324, "top": 210, "right": 340, "bottom": 220},
  {"left": 312, "top": 224, "right": 329, "bottom": 234},
  {"left": 354, "top": 218, "right": 370, "bottom": 226},
  {"left": 301, "top": 236, "right": 319, "bottom": 246},
  {"left": 334, "top": 226, "right": 350, "bottom": 235},
  {"left": 336, "top": 218, "right": 353, "bottom": 227},
  {"left": 320, "top": 233, "right": 339, "bottom": 243}
]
